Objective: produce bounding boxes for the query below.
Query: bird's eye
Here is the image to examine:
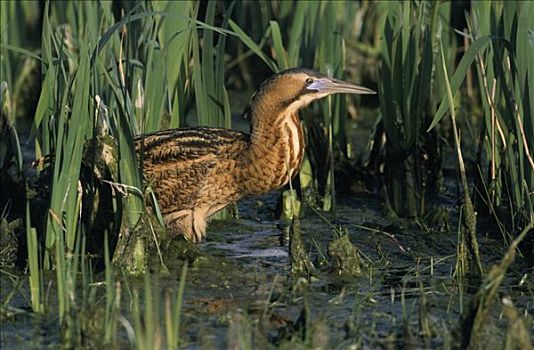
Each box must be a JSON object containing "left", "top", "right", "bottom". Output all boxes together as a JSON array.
[{"left": 305, "top": 78, "right": 314, "bottom": 86}]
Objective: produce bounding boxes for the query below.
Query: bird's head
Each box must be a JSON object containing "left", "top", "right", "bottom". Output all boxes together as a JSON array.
[{"left": 248, "top": 68, "right": 376, "bottom": 119}]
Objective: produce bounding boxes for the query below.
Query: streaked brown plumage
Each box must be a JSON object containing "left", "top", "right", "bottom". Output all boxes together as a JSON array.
[{"left": 135, "top": 68, "right": 375, "bottom": 242}]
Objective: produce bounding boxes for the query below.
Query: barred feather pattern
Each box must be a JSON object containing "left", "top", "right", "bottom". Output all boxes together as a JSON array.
[
  {"left": 135, "top": 116, "right": 304, "bottom": 243},
  {"left": 135, "top": 127, "right": 249, "bottom": 242}
]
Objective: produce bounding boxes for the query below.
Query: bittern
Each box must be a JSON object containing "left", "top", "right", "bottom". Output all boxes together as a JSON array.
[{"left": 135, "top": 68, "right": 375, "bottom": 242}]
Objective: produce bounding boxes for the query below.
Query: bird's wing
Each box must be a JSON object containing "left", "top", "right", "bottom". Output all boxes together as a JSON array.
[{"left": 135, "top": 127, "right": 249, "bottom": 213}]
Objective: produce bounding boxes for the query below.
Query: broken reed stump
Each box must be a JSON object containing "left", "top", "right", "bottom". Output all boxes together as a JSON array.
[
  {"left": 457, "top": 223, "right": 533, "bottom": 350},
  {"left": 288, "top": 218, "right": 316, "bottom": 279},
  {"left": 327, "top": 233, "right": 364, "bottom": 278}
]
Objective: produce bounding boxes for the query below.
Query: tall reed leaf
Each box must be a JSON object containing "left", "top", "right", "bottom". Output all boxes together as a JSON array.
[{"left": 378, "top": 1, "right": 442, "bottom": 217}]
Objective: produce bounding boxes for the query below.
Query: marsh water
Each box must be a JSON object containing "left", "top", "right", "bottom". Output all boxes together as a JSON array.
[
  {"left": 1, "top": 115, "right": 532, "bottom": 349},
  {"left": 2, "top": 187, "right": 531, "bottom": 349}
]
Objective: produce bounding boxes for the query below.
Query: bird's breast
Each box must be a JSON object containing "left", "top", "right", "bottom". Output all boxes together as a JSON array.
[
  {"left": 280, "top": 112, "right": 305, "bottom": 180},
  {"left": 242, "top": 112, "right": 305, "bottom": 195}
]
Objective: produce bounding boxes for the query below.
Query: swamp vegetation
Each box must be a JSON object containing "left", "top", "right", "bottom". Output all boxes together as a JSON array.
[{"left": 0, "top": 1, "right": 532, "bottom": 349}]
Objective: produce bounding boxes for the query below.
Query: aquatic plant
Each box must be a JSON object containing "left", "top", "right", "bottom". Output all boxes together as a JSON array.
[{"left": 376, "top": 1, "right": 450, "bottom": 218}]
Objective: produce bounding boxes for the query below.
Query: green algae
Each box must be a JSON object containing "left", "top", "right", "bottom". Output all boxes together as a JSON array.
[
  {"left": 327, "top": 233, "right": 365, "bottom": 278},
  {"left": 0, "top": 218, "right": 20, "bottom": 267},
  {"left": 288, "top": 219, "right": 316, "bottom": 279}
]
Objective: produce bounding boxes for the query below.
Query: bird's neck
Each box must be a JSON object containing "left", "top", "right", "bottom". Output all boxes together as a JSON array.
[{"left": 241, "top": 102, "right": 305, "bottom": 195}]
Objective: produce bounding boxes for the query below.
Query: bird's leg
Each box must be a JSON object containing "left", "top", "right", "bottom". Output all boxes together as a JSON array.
[
  {"left": 191, "top": 207, "right": 209, "bottom": 242},
  {"left": 164, "top": 210, "right": 200, "bottom": 243},
  {"left": 163, "top": 207, "right": 213, "bottom": 243}
]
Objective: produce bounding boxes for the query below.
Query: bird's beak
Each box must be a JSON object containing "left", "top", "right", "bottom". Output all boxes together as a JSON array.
[{"left": 307, "top": 77, "right": 376, "bottom": 95}]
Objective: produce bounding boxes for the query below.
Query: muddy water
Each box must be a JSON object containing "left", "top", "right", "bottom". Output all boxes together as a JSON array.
[
  {"left": 154, "top": 190, "right": 530, "bottom": 348},
  {"left": 2, "top": 115, "right": 532, "bottom": 349},
  {"left": 1, "top": 189, "right": 531, "bottom": 349}
]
